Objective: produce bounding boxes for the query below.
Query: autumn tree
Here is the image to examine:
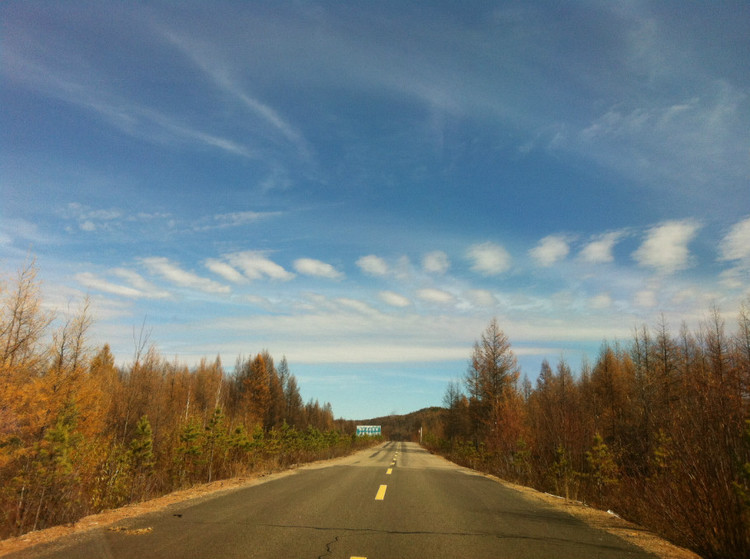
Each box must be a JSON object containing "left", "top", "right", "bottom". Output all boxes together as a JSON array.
[
  {"left": 283, "top": 371, "right": 304, "bottom": 427},
  {"left": 0, "top": 259, "right": 401, "bottom": 541},
  {"left": 265, "top": 353, "right": 285, "bottom": 430},
  {"left": 465, "top": 319, "right": 521, "bottom": 459},
  {"left": 240, "top": 354, "right": 271, "bottom": 428},
  {"left": 432, "top": 306, "right": 750, "bottom": 558},
  {"left": 0, "top": 259, "right": 52, "bottom": 376},
  {"left": 442, "top": 380, "right": 471, "bottom": 447}
]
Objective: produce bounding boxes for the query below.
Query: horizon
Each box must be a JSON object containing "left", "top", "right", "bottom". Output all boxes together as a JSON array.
[{"left": 2, "top": 1, "right": 749, "bottom": 419}]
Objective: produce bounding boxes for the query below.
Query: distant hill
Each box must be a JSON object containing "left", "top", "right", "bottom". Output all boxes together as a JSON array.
[{"left": 347, "top": 406, "right": 445, "bottom": 441}]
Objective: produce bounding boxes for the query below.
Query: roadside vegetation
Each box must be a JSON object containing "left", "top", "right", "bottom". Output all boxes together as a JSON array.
[
  {"left": 0, "top": 261, "right": 375, "bottom": 539},
  {"left": 423, "top": 314, "right": 750, "bottom": 559}
]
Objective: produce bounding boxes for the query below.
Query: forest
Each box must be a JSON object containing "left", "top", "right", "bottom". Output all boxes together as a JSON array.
[
  {"left": 3, "top": 258, "right": 748, "bottom": 558},
  {"left": 425, "top": 314, "right": 750, "bottom": 559},
  {"left": 0, "top": 261, "right": 375, "bottom": 539}
]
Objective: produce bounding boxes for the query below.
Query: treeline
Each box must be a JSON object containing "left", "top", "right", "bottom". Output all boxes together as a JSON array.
[
  {"left": 427, "top": 312, "right": 750, "bottom": 559},
  {"left": 0, "top": 262, "right": 371, "bottom": 539},
  {"left": 361, "top": 407, "right": 444, "bottom": 441}
]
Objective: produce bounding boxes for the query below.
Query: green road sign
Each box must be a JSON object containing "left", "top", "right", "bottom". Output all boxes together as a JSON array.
[{"left": 356, "top": 425, "right": 381, "bottom": 436}]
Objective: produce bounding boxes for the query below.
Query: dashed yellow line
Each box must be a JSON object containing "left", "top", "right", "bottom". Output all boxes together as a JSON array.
[
  {"left": 386, "top": 468, "right": 392, "bottom": 475},
  {"left": 375, "top": 484, "right": 387, "bottom": 500}
]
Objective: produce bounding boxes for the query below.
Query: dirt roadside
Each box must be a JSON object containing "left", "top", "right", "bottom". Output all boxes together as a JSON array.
[{"left": 0, "top": 446, "right": 701, "bottom": 559}]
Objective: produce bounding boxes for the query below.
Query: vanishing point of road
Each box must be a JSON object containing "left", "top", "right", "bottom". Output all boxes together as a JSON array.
[{"left": 7, "top": 442, "right": 654, "bottom": 558}]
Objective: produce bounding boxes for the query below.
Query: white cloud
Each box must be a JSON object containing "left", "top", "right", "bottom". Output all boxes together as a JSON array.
[
  {"left": 467, "top": 242, "right": 511, "bottom": 275},
  {"left": 293, "top": 258, "right": 343, "bottom": 279},
  {"left": 141, "top": 257, "right": 231, "bottom": 294},
  {"left": 720, "top": 267, "right": 748, "bottom": 291},
  {"left": 205, "top": 259, "right": 246, "bottom": 283},
  {"left": 718, "top": 216, "right": 750, "bottom": 291},
  {"left": 416, "top": 288, "right": 455, "bottom": 304},
  {"left": 634, "top": 290, "right": 657, "bottom": 308},
  {"left": 529, "top": 235, "right": 570, "bottom": 267},
  {"left": 379, "top": 291, "right": 411, "bottom": 307},
  {"left": 194, "top": 210, "right": 281, "bottom": 231},
  {"left": 719, "top": 216, "right": 750, "bottom": 262},
  {"left": 464, "top": 289, "right": 497, "bottom": 307},
  {"left": 589, "top": 293, "right": 612, "bottom": 309},
  {"left": 63, "top": 202, "right": 123, "bottom": 232},
  {"left": 75, "top": 271, "right": 171, "bottom": 299},
  {"left": 357, "top": 254, "right": 389, "bottom": 277},
  {"left": 336, "top": 298, "right": 377, "bottom": 315},
  {"left": 225, "top": 251, "right": 294, "bottom": 281},
  {"left": 580, "top": 232, "right": 624, "bottom": 263},
  {"left": 632, "top": 220, "right": 701, "bottom": 274},
  {"left": 423, "top": 251, "right": 450, "bottom": 274},
  {"left": 76, "top": 272, "right": 145, "bottom": 298},
  {"left": 112, "top": 268, "right": 170, "bottom": 296}
]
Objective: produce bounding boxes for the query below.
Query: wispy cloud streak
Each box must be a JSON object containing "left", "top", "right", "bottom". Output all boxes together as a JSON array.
[{"left": 141, "top": 257, "right": 231, "bottom": 294}]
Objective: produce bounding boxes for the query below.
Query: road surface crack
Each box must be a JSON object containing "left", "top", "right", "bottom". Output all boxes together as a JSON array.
[{"left": 317, "top": 535, "right": 339, "bottom": 559}]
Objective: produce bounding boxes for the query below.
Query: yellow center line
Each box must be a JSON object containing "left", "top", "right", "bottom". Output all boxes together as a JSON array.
[
  {"left": 386, "top": 468, "right": 393, "bottom": 475},
  {"left": 351, "top": 556, "right": 367, "bottom": 559},
  {"left": 375, "top": 484, "right": 387, "bottom": 500}
]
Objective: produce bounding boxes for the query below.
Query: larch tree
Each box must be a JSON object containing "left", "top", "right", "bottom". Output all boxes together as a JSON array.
[
  {"left": 283, "top": 373, "right": 303, "bottom": 427},
  {"left": 242, "top": 354, "right": 271, "bottom": 428},
  {"left": 464, "top": 319, "right": 521, "bottom": 457}
]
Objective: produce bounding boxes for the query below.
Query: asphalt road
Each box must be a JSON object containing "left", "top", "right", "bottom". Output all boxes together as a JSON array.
[{"left": 9, "top": 442, "right": 655, "bottom": 558}]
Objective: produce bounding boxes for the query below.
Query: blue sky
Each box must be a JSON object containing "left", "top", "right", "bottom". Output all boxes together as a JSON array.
[{"left": 2, "top": 1, "right": 749, "bottom": 419}]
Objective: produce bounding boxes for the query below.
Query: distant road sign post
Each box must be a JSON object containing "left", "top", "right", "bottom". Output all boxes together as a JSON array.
[{"left": 356, "top": 425, "right": 382, "bottom": 437}]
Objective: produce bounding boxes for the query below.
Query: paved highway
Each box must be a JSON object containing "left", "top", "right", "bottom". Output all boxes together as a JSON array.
[{"left": 9, "top": 442, "right": 655, "bottom": 558}]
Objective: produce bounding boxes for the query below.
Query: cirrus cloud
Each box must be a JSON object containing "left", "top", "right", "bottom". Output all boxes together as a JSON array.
[
  {"left": 141, "top": 257, "right": 231, "bottom": 294},
  {"left": 76, "top": 272, "right": 147, "bottom": 299}
]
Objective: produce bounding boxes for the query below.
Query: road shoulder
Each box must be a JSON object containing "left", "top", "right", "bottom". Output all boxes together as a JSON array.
[
  {"left": 471, "top": 468, "right": 701, "bottom": 559},
  {"left": 0, "top": 443, "right": 387, "bottom": 557}
]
